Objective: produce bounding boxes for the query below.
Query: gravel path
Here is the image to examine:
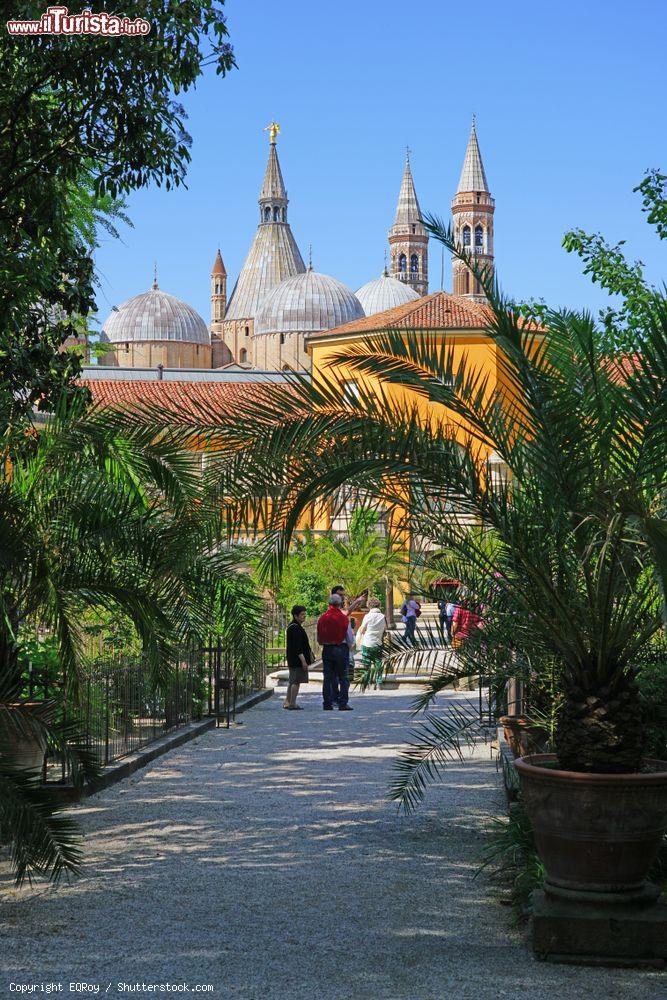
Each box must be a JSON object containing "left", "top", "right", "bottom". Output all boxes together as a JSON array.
[{"left": 1, "top": 686, "right": 664, "bottom": 999}]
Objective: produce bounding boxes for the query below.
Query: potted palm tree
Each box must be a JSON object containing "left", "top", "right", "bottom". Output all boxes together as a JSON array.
[{"left": 191, "top": 217, "right": 667, "bottom": 959}]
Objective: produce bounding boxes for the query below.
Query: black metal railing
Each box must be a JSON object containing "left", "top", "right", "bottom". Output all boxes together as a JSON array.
[{"left": 18, "top": 633, "right": 268, "bottom": 785}]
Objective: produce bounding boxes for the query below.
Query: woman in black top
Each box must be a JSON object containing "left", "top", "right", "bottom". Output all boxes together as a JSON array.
[{"left": 284, "top": 605, "right": 313, "bottom": 710}]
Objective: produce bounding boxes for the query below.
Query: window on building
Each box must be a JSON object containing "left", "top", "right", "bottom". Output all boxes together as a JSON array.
[
  {"left": 282, "top": 208, "right": 286, "bottom": 222},
  {"left": 411, "top": 224, "right": 416, "bottom": 234},
  {"left": 475, "top": 225, "right": 484, "bottom": 249},
  {"left": 464, "top": 271, "right": 470, "bottom": 294},
  {"left": 125, "top": 342, "right": 129, "bottom": 353},
  {"left": 280, "top": 333, "right": 285, "bottom": 345},
  {"left": 273, "top": 206, "right": 280, "bottom": 221},
  {"left": 398, "top": 253, "right": 407, "bottom": 273},
  {"left": 240, "top": 348, "right": 247, "bottom": 363},
  {"left": 244, "top": 326, "right": 249, "bottom": 337},
  {"left": 264, "top": 206, "right": 271, "bottom": 222},
  {"left": 476, "top": 192, "right": 481, "bottom": 204},
  {"left": 462, "top": 226, "right": 471, "bottom": 247},
  {"left": 410, "top": 253, "right": 419, "bottom": 274}
]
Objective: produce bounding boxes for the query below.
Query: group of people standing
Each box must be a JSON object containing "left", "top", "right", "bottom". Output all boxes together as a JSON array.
[
  {"left": 283, "top": 587, "right": 483, "bottom": 711},
  {"left": 283, "top": 585, "right": 388, "bottom": 711}
]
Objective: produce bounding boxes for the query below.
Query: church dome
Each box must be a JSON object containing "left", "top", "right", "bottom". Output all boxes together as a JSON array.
[
  {"left": 101, "top": 282, "right": 210, "bottom": 345},
  {"left": 254, "top": 269, "right": 364, "bottom": 336},
  {"left": 355, "top": 272, "right": 420, "bottom": 316}
]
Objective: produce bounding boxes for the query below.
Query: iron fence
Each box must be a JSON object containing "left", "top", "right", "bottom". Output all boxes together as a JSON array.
[{"left": 20, "top": 632, "right": 268, "bottom": 786}]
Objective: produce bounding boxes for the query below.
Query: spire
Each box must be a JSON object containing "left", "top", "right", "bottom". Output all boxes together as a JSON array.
[
  {"left": 457, "top": 116, "right": 489, "bottom": 193},
  {"left": 152, "top": 261, "right": 158, "bottom": 290},
  {"left": 211, "top": 248, "right": 226, "bottom": 277},
  {"left": 308, "top": 244, "right": 313, "bottom": 271},
  {"left": 392, "top": 155, "right": 422, "bottom": 228},
  {"left": 259, "top": 140, "right": 287, "bottom": 204},
  {"left": 224, "top": 129, "right": 305, "bottom": 322},
  {"left": 388, "top": 150, "right": 428, "bottom": 296}
]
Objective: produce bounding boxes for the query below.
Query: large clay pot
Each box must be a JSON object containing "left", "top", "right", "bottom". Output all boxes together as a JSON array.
[
  {"left": 3, "top": 700, "right": 49, "bottom": 774},
  {"left": 499, "top": 715, "right": 548, "bottom": 757},
  {"left": 349, "top": 609, "right": 367, "bottom": 632},
  {"left": 515, "top": 753, "right": 667, "bottom": 896}
]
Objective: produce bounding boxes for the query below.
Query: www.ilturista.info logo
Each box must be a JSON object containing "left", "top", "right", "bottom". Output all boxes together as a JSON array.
[{"left": 7, "top": 6, "right": 151, "bottom": 35}]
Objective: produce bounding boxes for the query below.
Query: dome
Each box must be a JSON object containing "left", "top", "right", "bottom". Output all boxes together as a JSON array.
[
  {"left": 254, "top": 269, "right": 364, "bottom": 336},
  {"left": 355, "top": 273, "right": 420, "bottom": 316},
  {"left": 101, "top": 283, "right": 210, "bottom": 346}
]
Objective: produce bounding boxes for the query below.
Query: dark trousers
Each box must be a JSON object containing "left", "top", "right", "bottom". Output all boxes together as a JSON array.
[
  {"left": 322, "top": 643, "right": 350, "bottom": 708},
  {"left": 403, "top": 616, "right": 417, "bottom": 644}
]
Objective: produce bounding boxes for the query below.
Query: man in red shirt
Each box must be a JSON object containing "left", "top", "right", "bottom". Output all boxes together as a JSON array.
[{"left": 317, "top": 593, "right": 353, "bottom": 710}]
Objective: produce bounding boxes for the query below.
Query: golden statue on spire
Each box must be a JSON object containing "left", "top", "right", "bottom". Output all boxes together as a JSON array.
[{"left": 264, "top": 121, "right": 280, "bottom": 144}]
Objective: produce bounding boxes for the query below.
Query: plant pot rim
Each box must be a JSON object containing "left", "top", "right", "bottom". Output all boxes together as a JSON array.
[{"left": 515, "top": 752, "right": 667, "bottom": 784}]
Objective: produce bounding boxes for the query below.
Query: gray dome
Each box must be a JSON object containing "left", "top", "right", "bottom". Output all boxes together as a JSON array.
[
  {"left": 254, "top": 269, "right": 364, "bottom": 336},
  {"left": 355, "top": 273, "right": 420, "bottom": 316},
  {"left": 101, "top": 284, "right": 210, "bottom": 345}
]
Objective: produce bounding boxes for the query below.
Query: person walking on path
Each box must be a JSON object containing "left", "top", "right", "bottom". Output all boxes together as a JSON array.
[
  {"left": 355, "top": 597, "right": 387, "bottom": 686},
  {"left": 450, "top": 601, "right": 481, "bottom": 649},
  {"left": 401, "top": 593, "right": 421, "bottom": 645},
  {"left": 317, "top": 593, "right": 353, "bottom": 711},
  {"left": 284, "top": 605, "right": 313, "bottom": 710}
]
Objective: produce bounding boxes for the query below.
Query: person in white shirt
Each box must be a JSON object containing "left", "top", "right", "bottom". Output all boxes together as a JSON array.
[{"left": 355, "top": 597, "right": 387, "bottom": 685}]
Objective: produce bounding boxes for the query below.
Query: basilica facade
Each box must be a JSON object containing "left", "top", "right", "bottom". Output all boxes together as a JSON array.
[{"left": 98, "top": 120, "right": 494, "bottom": 372}]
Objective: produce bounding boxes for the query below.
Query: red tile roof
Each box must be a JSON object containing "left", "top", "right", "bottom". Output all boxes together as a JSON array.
[
  {"left": 82, "top": 378, "right": 285, "bottom": 422},
  {"left": 308, "top": 290, "right": 542, "bottom": 341}
]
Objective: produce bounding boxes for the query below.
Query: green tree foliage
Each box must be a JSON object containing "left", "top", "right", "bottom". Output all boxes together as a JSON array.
[
  {"left": 273, "top": 514, "right": 404, "bottom": 615},
  {"left": 0, "top": 2, "right": 235, "bottom": 431},
  {"left": 560, "top": 169, "right": 667, "bottom": 353},
  {"left": 0, "top": 403, "right": 263, "bottom": 884}
]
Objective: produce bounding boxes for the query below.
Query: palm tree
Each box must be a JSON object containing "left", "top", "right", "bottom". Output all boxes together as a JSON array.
[
  {"left": 0, "top": 401, "right": 263, "bottom": 883},
  {"left": 182, "top": 224, "right": 665, "bottom": 804}
]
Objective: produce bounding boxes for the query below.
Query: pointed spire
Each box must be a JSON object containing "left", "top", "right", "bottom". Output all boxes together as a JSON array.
[
  {"left": 392, "top": 154, "right": 422, "bottom": 227},
  {"left": 457, "top": 116, "right": 489, "bottom": 193},
  {"left": 259, "top": 142, "right": 287, "bottom": 204},
  {"left": 308, "top": 244, "right": 313, "bottom": 271},
  {"left": 383, "top": 249, "right": 388, "bottom": 277},
  {"left": 211, "top": 248, "right": 226, "bottom": 276},
  {"left": 152, "top": 261, "right": 158, "bottom": 290}
]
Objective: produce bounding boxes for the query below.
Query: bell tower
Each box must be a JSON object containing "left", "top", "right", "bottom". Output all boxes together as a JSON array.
[
  {"left": 451, "top": 117, "right": 494, "bottom": 303},
  {"left": 210, "top": 248, "right": 227, "bottom": 327},
  {"left": 388, "top": 150, "right": 428, "bottom": 297}
]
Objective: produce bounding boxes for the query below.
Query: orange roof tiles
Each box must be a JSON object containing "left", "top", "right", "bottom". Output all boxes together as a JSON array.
[
  {"left": 308, "top": 291, "right": 493, "bottom": 340},
  {"left": 308, "top": 290, "right": 542, "bottom": 341},
  {"left": 82, "top": 378, "right": 284, "bottom": 422}
]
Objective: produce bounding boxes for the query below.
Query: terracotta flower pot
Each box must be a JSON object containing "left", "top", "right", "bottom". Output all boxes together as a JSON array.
[
  {"left": 3, "top": 700, "right": 50, "bottom": 774},
  {"left": 499, "top": 715, "right": 548, "bottom": 758},
  {"left": 349, "top": 609, "right": 367, "bottom": 631},
  {"left": 515, "top": 753, "right": 667, "bottom": 897}
]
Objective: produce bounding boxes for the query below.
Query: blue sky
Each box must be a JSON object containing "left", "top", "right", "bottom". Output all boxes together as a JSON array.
[{"left": 94, "top": 0, "right": 667, "bottom": 328}]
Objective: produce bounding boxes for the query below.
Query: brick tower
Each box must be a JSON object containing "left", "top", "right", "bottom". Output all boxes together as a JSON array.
[
  {"left": 210, "top": 248, "right": 227, "bottom": 325},
  {"left": 451, "top": 117, "right": 494, "bottom": 302},
  {"left": 388, "top": 151, "right": 428, "bottom": 297}
]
